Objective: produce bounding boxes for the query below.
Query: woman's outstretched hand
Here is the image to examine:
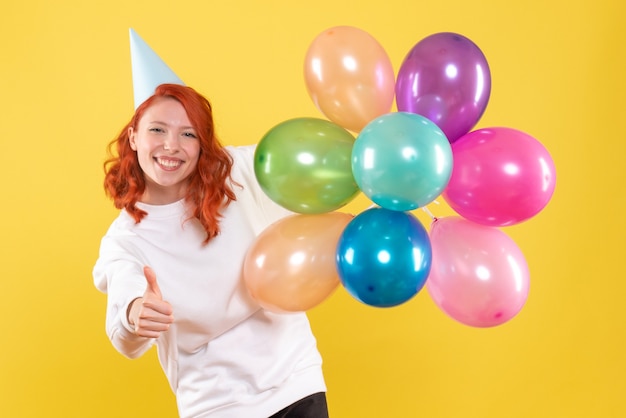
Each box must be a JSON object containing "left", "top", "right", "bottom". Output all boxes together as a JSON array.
[{"left": 127, "top": 266, "right": 174, "bottom": 338}]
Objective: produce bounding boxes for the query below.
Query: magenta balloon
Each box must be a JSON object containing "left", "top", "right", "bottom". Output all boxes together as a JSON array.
[
  {"left": 426, "top": 217, "right": 530, "bottom": 328},
  {"left": 395, "top": 32, "right": 491, "bottom": 143},
  {"left": 443, "top": 127, "right": 556, "bottom": 227}
]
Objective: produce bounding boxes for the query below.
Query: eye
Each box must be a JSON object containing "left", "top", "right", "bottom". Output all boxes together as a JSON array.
[
  {"left": 149, "top": 127, "right": 165, "bottom": 133},
  {"left": 183, "top": 131, "right": 198, "bottom": 138}
]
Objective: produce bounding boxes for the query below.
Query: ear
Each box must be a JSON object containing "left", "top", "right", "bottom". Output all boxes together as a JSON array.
[{"left": 128, "top": 127, "right": 137, "bottom": 151}]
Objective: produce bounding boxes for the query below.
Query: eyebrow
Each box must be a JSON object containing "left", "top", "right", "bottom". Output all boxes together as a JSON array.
[{"left": 148, "top": 121, "right": 196, "bottom": 130}]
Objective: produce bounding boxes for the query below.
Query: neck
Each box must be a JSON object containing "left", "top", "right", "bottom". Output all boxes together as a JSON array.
[{"left": 140, "top": 183, "right": 188, "bottom": 205}]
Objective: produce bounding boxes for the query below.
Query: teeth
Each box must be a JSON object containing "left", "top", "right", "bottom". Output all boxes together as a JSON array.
[{"left": 157, "top": 158, "right": 182, "bottom": 168}]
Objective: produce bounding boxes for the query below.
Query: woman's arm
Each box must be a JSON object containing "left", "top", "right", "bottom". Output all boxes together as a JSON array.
[{"left": 93, "top": 238, "right": 157, "bottom": 359}]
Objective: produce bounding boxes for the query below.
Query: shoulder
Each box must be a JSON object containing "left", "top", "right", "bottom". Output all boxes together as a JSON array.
[
  {"left": 102, "top": 210, "right": 137, "bottom": 237},
  {"left": 225, "top": 145, "right": 257, "bottom": 185},
  {"left": 97, "top": 210, "right": 150, "bottom": 258},
  {"left": 225, "top": 145, "right": 256, "bottom": 165}
]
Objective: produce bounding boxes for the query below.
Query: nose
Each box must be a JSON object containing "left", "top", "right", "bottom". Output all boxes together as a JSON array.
[{"left": 163, "top": 133, "right": 180, "bottom": 151}]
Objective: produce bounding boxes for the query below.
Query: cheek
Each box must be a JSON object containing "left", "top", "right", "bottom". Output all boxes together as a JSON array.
[
  {"left": 134, "top": 144, "right": 155, "bottom": 170},
  {"left": 136, "top": 152, "right": 152, "bottom": 172},
  {"left": 187, "top": 144, "right": 201, "bottom": 166}
]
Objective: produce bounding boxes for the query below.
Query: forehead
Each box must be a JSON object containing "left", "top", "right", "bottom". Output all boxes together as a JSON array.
[{"left": 139, "top": 97, "right": 191, "bottom": 125}]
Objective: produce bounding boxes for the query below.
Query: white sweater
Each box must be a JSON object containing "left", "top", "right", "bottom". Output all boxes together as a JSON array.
[{"left": 93, "top": 145, "right": 326, "bottom": 418}]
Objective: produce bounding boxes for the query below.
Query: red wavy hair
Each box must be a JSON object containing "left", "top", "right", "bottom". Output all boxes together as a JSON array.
[{"left": 103, "top": 84, "right": 237, "bottom": 243}]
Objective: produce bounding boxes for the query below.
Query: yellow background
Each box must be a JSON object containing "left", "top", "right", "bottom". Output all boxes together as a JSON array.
[{"left": 1, "top": 0, "right": 624, "bottom": 417}]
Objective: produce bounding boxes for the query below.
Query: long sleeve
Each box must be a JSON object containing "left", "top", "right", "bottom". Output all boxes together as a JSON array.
[
  {"left": 228, "top": 145, "right": 293, "bottom": 234},
  {"left": 93, "top": 232, "right": 155, "bottom": 359}
]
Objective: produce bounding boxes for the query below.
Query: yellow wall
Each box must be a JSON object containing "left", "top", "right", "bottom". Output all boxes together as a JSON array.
[{"left": 1, "top": 0, "right": 624, "bottom": 416}]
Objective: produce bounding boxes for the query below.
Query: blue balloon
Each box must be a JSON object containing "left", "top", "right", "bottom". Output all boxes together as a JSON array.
[
  {"left": 352, "top": 112, "right": 453, "bottom": 211},
  {"left": 335, "top": 207, "right": 432, "bottom": 307}
]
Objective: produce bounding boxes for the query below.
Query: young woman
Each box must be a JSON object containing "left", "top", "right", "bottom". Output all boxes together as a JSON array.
[{"left": 93, "top": 83, "right": 329, "bottom": 418}]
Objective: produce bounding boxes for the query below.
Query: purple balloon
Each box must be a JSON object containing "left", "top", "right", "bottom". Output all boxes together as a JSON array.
[{"left": 395, "top": 32, "right": 491, "bottom": 143}]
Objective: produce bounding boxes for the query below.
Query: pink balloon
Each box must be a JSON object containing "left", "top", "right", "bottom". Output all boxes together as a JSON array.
[
  {"left": 426, "top": 217, "right": 530, "bottom": 327},
  {"left": 443, "top": 127, "right": 556, "bottom": 226}
]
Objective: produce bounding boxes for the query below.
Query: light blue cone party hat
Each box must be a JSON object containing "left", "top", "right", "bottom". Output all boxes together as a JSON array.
[{"left": 129, "top": 28, "right": 185, "bottom": 109}]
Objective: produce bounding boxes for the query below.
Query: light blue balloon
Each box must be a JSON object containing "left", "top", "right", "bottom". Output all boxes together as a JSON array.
[
  {"left": 335, "top": 207, "right": 432, "bottom": 307},
  {"left": 352, "top": 112, "right": 453, "bottom": 211}
]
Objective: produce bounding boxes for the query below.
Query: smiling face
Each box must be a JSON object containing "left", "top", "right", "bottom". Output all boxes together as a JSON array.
[{"left": 129, "top": 97, "right": 201, "bottom": 205}]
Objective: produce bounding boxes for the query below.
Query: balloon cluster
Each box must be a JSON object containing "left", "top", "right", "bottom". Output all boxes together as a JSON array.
[{"left": 244, "top": 26, "right": 556, "bottom": 328}]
